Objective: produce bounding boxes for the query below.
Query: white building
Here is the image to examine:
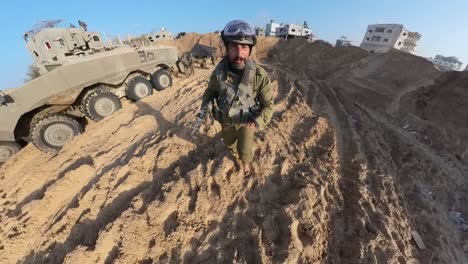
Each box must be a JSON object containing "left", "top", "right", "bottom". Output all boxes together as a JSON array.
[
  {"left": 432, "top": 55, "right": 463, "bottom": 71},
  {"left": 359, "top": 24, "right": 421, "bottom": 54},
  {"left": 275, "top": 21, "right": 313, "bottom": 40},
  {"left": 265, "top": 20, "right": 280, "bottom": 37},
  {"left": 148, "top": 28, "right": 173, "bottom": 43}
]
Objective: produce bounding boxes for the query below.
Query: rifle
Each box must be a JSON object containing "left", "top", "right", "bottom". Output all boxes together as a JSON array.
[{"left": 191, "top": 101, "right": 214, "bottom": 135}]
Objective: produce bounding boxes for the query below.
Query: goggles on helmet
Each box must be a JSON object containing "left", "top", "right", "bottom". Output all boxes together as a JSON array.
[{"left": 221, "top": 20, "right": 257, "bottom": 46}]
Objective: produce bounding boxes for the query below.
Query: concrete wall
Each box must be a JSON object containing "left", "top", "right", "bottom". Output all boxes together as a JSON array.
[{"left": 25, "top": 28, "right": 104, "bottom": 65}]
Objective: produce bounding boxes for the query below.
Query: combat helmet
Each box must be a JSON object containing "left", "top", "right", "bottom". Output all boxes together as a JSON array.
[{"left": 221, "top": 20, "right": 257, "bottom": 46}]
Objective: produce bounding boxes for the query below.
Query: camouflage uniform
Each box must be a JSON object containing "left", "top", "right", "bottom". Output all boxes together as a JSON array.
[
  {"left": 201, "top": 57, "right": 274, "bottom": 162},
  {"left": 200, "top": 57, "right": 208, "bottom": 69},
  {"left": 180, "top": 52, "right": 194, "bottom": 76}
]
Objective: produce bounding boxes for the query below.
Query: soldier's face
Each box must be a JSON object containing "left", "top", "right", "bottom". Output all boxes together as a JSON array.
[{"left": 227, "top": 42, "right": 250, "bottom": 69}]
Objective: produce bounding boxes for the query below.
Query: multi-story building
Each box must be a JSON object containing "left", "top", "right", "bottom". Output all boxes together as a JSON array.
[
  {"left": 265, "top": 20, "right": 280, "bottom": 37},
  {"left": 359, "top": 24, "right": 421, "bottom": 54},
  {"left": 432, "top": 55, "right": 463, "bottom": 71},
  {"left": 275, "top": 21, "right": 313, "bottom": 40}
]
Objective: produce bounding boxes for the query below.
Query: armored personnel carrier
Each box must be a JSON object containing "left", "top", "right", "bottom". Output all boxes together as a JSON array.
[{"left": 0, "top": 20, "right": 179, "bottom": 162}]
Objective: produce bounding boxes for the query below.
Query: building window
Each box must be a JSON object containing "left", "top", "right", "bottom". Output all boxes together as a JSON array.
[
  {"left": 365, "top": 37, "right": 370, "bottom": 41},
  {"left": 156, "top": 35, "right": 160, "bottom": 38},
  {"left": 403, "top": 32, "right": 407, "bottom": 36},
  {"left": 371, "top": 36, "right": 382, "bottom": 41},
  {"left": 387, "top": 29, "right": 393, "bottom": 33},
  {"left": 368, "top": 30, "right": 373, "bottom": 33},
  {"left": 383, "top": 38, "right": 389, "bottom": 42},
  {"left": 33, "top": 51, "right": 39, "bottom": 57},
  {"left": 45, "top": 42, "right": 51, "bottom": 49},
  {"left": 58, "top": 39, "right": 65, "bottom": 46},
  {"left": 93, "top": 35, "right": 100, "bottom": 41},
  {"left": 398, "top": 41, "right": 402, "bottom": 45},
  {"left": 292, "top": 29, "right": 296, "bottom": 32},
  {"left": 163, "top": 34, "right": 166, "bottom": 37},
  {"left": 370, "top": 50, "right": 375, "bottom": 54},
  {"left": 375, "top": 27, "right": 385, "bottom": 33}
]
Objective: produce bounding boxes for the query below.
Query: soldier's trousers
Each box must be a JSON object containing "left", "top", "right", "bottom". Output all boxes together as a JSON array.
[{"left": 221, "top": 124, "right": 255, "bottom": 163}]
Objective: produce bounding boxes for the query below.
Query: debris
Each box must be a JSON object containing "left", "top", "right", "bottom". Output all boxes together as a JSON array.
[
  {"left": 411, "top": 230, "right": 426, "bottom": 250},
  {"left": 449, "top": 211, "right": 463, "bottom": 225},
  {"left": 462, "top": 221, "right": 468, "bottom": 232}
]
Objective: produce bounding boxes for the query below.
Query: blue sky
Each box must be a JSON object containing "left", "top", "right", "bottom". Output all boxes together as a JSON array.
[{"left": 1, "top": 0, "right": 467, "bottom": 88}]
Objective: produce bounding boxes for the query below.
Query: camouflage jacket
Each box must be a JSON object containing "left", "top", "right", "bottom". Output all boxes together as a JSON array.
[{"left": 201, "top": 57, "right": 274, "bottom": 130}]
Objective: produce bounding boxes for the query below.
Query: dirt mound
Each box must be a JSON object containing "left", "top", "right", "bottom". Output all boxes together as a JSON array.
[
  {"left": 254, "top": 36, "right": 280, "bottom": 61},
  {"left": 0, "top": 34, "right": 467, "bottom": 263},
  {"left": 339, "top": 52, "right": 440, "bottom": 112},
  {"left": 267, "top": 38, "right": 369, "bottom": 79},
  {"left": 175, "top": 33, "right": 279, "bottom": 62},
  {"left": 174, "top": 33, "right": 223, "bottom": 59},
  {"left": 400, "top": 71, "right": 468, "bottom": 162}
]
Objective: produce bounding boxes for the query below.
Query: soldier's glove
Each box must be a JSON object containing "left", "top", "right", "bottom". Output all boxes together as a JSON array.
[{"left": 191, "top": 116, "right": 204, "bottom": 135}]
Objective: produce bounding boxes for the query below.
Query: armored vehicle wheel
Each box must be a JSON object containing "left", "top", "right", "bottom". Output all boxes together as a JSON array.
[
  {"left": 83, "top": 90, "right": 122, "bottom": 121},
  {"left": 126, "top": 76, "right": 153, "bottom": 101},
  {"left": 30, "top": 115, "right": 82, "bottom": 153},
  {"left": 0, "top": 142, "right": 21, "bottom": 163},
  {"left": 151, "top": 69, "right": 172, "bottom": 91}
]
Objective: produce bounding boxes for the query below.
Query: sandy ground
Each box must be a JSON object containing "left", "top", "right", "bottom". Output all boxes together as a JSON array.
[{"left": 0, "top": 36, "right": 467, "bottom": 264}]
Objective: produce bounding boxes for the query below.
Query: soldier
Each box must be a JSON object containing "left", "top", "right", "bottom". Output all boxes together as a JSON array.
[
  {"left": 194, "top": 20, "right": 274, "bottom": 176},
  {"left": 210, "top": 54, "right": 216, "bottom": 65},
  {"left": 179, "top": 52, "right": 194, "bottom": 77},
  {"left": 187, "top": 52, "right": 195, "bottom": 76},
  {"left": 200, "top": 56, "right": 208, "bottom": 69}
]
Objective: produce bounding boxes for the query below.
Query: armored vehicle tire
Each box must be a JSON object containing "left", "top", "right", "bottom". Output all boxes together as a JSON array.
[
  {"left": 83, "top": 90, "right": 122, "bottom": 121},
  {"left": 30, "top": 115, "right": 82, "bottom": 153},
  {"left": 126, "top": 76, "right": 153, "bottom": 101},
  {"left": 151, "top": 69, "right": 172, "bottom": 91},
  {"left": 0, "top": 142, "right": 21, "bottom": 163}
]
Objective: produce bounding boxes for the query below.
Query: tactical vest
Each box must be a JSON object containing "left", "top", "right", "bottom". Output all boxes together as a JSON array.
[{"left": 214, "top": 59, "right": 259, "bottom": 124}]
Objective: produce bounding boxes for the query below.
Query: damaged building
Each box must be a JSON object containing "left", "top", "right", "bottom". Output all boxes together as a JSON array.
[
  {"left": 432, "top": 55, "right": 464, "bottom": 71},
  {"left": 148, "top": 28, "right": 174, "bottom": 43},
  {"left": 359, "top": 24, "right": 421, "bottom": 54},
  {"left": 275, "top": 21, "right": 313, "bottom": 40}
]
